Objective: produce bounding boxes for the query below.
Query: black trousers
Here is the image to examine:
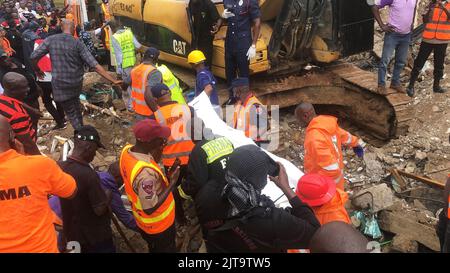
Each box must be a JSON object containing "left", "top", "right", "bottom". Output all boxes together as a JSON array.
[
  {"left": 60, "top": 97, "right": 83, "bottom": 131},
  {"left": 411, "top": 41, "right": 448, "bottom": 83},
  {"left": 196, "top": 38, "right": 214, "bottom": 69},
  {"left": 139, "top": 224, "right": 176, "bottom": 253},
  {"left": 225, "top": 47, "right": 250, "bottom": 97},
  {"left": 38, "top": 81, "right": 66, "bottom": 126}
]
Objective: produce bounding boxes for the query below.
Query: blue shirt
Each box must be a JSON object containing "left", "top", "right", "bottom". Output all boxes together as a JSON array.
[
  {"left": 223, "top": 0, "right": 261, "bottom": 51},
  {"left": 196, "top": 68, "right": 219, "bottom": 105}
]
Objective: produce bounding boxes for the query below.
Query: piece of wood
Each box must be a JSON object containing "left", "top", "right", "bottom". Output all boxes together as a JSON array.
[
  {"left": 81, "top": 100, "right": 123, "bottom": 120},
  {"left": 110, "top": 211, "right": 136, "bottom": 253},
  {"left": 390, "top": 168, "right": 407, "bottom": 190},
  {"left": 396, "top": 169, "right": 445, "bottom": 189}
]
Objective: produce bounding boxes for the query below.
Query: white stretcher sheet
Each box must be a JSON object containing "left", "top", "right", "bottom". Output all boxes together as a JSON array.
[{"left": 189, "top": 92, "right": 304, "bottom": 208}]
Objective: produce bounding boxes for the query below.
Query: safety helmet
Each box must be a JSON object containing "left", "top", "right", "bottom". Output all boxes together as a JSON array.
[
  {"left": 295, "top": 173, "right": 336, "bottom": 207},
  {"left": 187, "top": 50, "right": 206, "bottom": 64}
]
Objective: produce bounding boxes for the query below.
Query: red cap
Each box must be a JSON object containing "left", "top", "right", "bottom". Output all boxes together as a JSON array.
[
  {"left": 132, "top": 119, "right": 171, "bottom": 143},
  {"left": 295, "top": 174, "right": 336, "bottom": 207}
]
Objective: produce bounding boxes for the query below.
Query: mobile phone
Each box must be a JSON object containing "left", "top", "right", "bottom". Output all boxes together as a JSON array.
[{"left": 267, "top": 157, "right": 280, "bottom": 177}]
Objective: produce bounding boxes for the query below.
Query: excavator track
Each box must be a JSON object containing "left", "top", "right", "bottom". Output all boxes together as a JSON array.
[{"left": 251, "top": 62, "right": 413, "bottom": 141}]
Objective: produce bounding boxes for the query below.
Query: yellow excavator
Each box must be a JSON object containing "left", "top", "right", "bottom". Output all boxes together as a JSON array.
[{"left": 109, "top": 0, "right": 412, "bottom": 141}]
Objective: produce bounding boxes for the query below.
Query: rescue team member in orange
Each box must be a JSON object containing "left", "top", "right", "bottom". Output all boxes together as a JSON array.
[
  {"left": 0, "top": 72, "right": 40, "bottom": 155},
  {"left": 231, "top": 77, "right": 268, "bottom": 146},
  {"left": 126, "top": 48, "right": 163, "bottom": 120},
  {"left": 150, "top": 83, "right": 195, "bottom": 223},
  {"left": 119, "top": 119, "right": 180, "bottom": 252},
  {"left": 407, "top": 0, "right": 450, "bottom": 97},
  {"left": 295, "top": 102, "right": 365, "bottom": 190},
  {"left": 0, "top": 115, "right": 77, "bottom": 253},
  {"left": 295, "top": 173, "right": 351, "bottom": 225}
]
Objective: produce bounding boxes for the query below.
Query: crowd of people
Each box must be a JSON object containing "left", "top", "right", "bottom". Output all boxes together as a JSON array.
[{"left": 0, "top": 0, "right": 448, "bottom": 254}]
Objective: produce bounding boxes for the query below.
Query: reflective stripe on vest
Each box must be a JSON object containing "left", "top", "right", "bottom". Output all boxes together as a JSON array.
[
  {"left": 447, "top": 193, "right": 450, "bottom": 219},
  {"left": 101, "top": 3, "right": 111, "bottom": 21},
  {"left": 154, "top": 103, "right": 194, "bottom": 166},
  {"left": 119, "top": 144, "right": 175, "bottom": 234},
  {"left": 104, "top": 26, "right": 111, "bottom": 50},
  {"left": 423, "top": 4, "right": 450, "bottom": 41},
  {"left": 113, "top": 29, "right": 136, "bottom": 69},
  {"left": 157, "top": 64, "right": 186, "bottom": 104},
  {"left": 233, "top": 95, "right": 264, "bottom": 139},
  {"left": 130, "top": 63, "right": 155, "bottom": 116}
]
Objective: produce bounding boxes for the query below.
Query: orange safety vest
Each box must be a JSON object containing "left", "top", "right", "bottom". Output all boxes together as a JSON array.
[
  {"left": 311, "top": 188, "right": 351, "bottom": 225},
  {"left": 1, "top": 38, "right": 13, "bottom": 57},
  {"left": 423, "top": 3, "right": 450, "bottom": 41},
  {"left": 154, "top": 102, "right": 195, "bottom": 166},
  {"left": 101, "top": 3, "right": 111, "bottom": 21},
  {"left": 119, "top": 144, "right": 175, "bottom": 234},
  {"left": 104, "top": 26, "right": 111, "bottom": 50},
  {"left": 130, "top": 63, "right": 156, "bottom": 116},
  {"left": 303, "top": 115, "right": 360, "bottom": 190},
  {"left": 233, "top": 94, "right": 265, "bottom": 140}
]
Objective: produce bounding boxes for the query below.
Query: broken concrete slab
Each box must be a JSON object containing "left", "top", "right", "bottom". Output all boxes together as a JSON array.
[
  {"left": 363, "top": 152, "right": 384, "bottom": 182},
  {"left": 390, "top": 234, "right": 418, "bottom": 253},
  {"left": 352, "top": 183, "right": 398, "bottom": 213},
  {"left": 378, "top": 210, "right": 440, "bottom": 251}
]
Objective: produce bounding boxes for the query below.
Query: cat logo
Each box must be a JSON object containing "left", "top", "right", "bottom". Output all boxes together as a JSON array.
[{"left": 173, "top": 39, "right": 187, "bottom": 56}]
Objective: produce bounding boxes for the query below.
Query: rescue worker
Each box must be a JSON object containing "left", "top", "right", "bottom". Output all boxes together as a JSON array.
[
  {"left": 127, "top": 47, "right": 162, "bottom": 120},
  {"left": 100, "top": 0, "right": 111, "bottom": 23},
  {"left": 407, "top": 0, "right": 450, "bottom": 97},
  {"left": 150, "top": 83, "right": 195, "bottom": 224},
  {"left": 187, "top": 50, "right": 219, "bottom": 109},
  {"left": 309, "top": 222, "right": 370, "bottom": 253},
  {"left": 231, "top": 77, "right": 268, "bottom": 146},
  {"left": 151, "top": 47, "right": 185, "bottom": 104},
  {"left": 0, "top": 26, "right": 14, "bottom": 57},
  {"left": 295, "top": 102, "right": 365, "bottom": 190},
  {"left": 222, "top": 0, "right": 261, "bottom": 101},
  {"left": 296, "top": 173, "right": 351, "bottom": 225},
  {"left": 109, "top": 19, "right": 148, "bottom": 111},
  {"left": 178, "top": 117, "right": 234, "bottom": 201},
  {"left": 119, "top": 119, "right": 180, "bottom": 252}
]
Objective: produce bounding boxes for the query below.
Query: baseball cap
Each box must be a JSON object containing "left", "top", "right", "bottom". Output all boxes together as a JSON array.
[
  {"left": 151, "top": 83, "right": 170, "bottom": 99},
  {"left": 295, "top": 173, "right": 336, "bottom": 207},
  {"left": 132, "top": 119, "right": 171, "bottom": 143},
  {"left": 74, "top": 125, "right": 105, "bottom": 148},
  {"left": 144, "top": 47, "right": 160, "bottom": 59},
  {"left": 231, "top": 77, "right": 249, "bottom": 88}
]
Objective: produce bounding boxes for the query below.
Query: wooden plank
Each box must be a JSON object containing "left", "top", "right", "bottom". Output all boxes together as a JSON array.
[{"left": 396, "top": 169, "right": 446, "bottom": 189}]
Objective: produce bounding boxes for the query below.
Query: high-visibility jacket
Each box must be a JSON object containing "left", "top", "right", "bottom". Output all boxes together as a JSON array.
[
  {"left": 157, "top": 64, "right": 186, "bottom": 104},
  {"left": 233, "top": 94, "right": 265, "bottom": 140},
  {"left": 1, "top": 37, "right": 13, "bottom": 57},
  {"left": 113, "top": 28, "right": 136, "bottom": 69},
  {"left": 303, "top": 115, "right": 361, "bottom": 190},
  {"left": 423, "top": 3, "right": 450, "bottom": 41},
  {"left": 154, "top": 102, "right": 195, "bottom": 166},
  {"left": 130, "top": 63, "right": 156, "bottom": 116},
  {"left": 311, "top": 188, "right": 351, "bottom": 225},
  {"left": 119, "top": 144, "right": 175, "bottom": 234},
  {"left": 101, "top": 2, "right": 111, "bottom": 21}
]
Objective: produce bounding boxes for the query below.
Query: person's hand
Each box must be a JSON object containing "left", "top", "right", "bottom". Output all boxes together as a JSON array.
[
  {"left": 246, "top": 44, "right": 256, "bottom": 61},
  {"left": 211, "top": 23, "right": 219, "bottom": 35},
  {"left": 222, "top": 9, "right": 235, "bottom": 19},
  {"left": 381, "top": 23, "right": 395, "bottom": 33},
  {"left": 353, "top": 145, "right": 364, "bottom": 158}
]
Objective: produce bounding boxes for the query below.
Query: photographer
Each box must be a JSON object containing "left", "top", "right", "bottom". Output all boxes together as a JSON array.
[
  {"left": 407, "top": 0, "right": 450, "bottom": 96},
  {"left": 196, "top": 145, "right": 320, "bottom": 253}
]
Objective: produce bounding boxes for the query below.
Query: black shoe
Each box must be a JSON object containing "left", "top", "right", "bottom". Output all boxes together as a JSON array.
[
  {"left": 52, "top": 123, "right": 67, "bottom": 131},
  {"left": 406, "top": 85, "right": 415, "bottom": 97},
  {"left": 433, "top": 85, "right": 447, "bottom": 93}
]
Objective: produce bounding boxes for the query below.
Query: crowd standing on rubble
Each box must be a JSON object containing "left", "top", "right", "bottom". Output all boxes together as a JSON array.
[{"left": 0, "top": 0, "right": 448, "bottom": 254}]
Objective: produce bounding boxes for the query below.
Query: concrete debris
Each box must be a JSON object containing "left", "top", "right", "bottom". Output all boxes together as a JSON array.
[
  {"left": 363, "top": 153, "right": 384, "bottom": 182},
  {"left": 352, "top": 183, "right": 397, "bottom": 213},
  {"left": 415, "top": 151, "right": 427, "bottom": 161},
  {"left": 391, "top": 235, "right": 418, "bottom": 253}
]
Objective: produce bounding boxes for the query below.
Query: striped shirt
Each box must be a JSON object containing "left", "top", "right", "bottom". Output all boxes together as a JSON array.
[{"left": 0, "top": 95, "right": 36, "bottom": 141}]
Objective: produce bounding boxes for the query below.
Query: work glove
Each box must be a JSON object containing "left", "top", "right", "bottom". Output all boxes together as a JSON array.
[
  {"left": 246, "top": 44, "right": 256, "bottom": 61},
  {"left": 353, "top": 139, "right": 366, "bottom": 158},
  {"left": 222, "top": 9, "right": 235, "bottom": 19}
]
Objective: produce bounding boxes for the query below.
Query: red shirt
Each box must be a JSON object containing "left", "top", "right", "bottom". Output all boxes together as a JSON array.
[{"left": 0, "top": 95, "right": 36, "bottom": 141}]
